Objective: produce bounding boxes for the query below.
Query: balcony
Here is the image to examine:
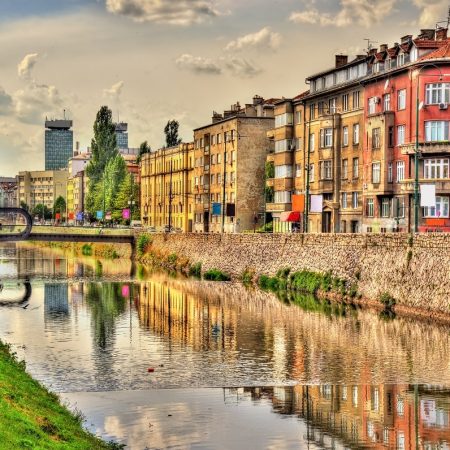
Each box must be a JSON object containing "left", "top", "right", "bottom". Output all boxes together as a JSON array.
[
  {"left": 400, "top": 178, "right": 450, "bottom": 194},
  {"left": 400, "top": 141, "right": 450, "bottom": 156},
  {"left": 266, "top": 202, "right": 292, "bottom": 213},
  {"left": 274, "top": 177, "right": 293, "bottom": 191},
  {"left": 266, "top": 178, "right": 274, "bottom": 188},
  {"left": 204, "top": 145, "right": 210, "bottom": 154}
]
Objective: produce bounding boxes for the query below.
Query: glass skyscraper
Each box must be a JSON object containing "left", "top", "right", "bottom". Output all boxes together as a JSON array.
[
  {"left": 115, "top": 122, "right": 128, "bottom": 149},
  {"left": 45, "top": 120, "right": 73, "bottom": 170}
]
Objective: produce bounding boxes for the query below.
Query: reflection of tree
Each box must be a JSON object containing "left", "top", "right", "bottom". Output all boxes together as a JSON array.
[{"left": 85, "top": 282, "right": 127, "bottom": 351}]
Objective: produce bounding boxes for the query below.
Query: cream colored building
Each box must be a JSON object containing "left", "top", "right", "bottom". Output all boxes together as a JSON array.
[
  {"left": 17, "top": 170, "right": 68, "bottom": 213},
  {"left": 193, "top": 95, "right": 276, "bottom": 233},
  {"left": 140, "top": 143, "right": 194, "bottom": 231}
]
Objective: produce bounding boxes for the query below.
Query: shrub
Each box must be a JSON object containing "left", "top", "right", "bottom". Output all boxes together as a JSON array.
[
  {"left": 290, "top": 270, "right": 323, "bottom": 294},
  {"left": 203, "top": 269, "right": 231, "bottom": 281},
  {"left": 406, "top": 250, "right": 413, "bottom": 267},
  {"left": 81, "top": 244, "right": 92, "bottom": 256},
  {"left": 241, "top": 268, "right": 255, "bottom": 285},
  {"left": 167, "top": 253, "right": 178, "bottom": 265},
  {"left": 137, "top": 233, "right": 152, "bottom": 256},
  {"left": 189, "top": 262, "right": 202, "bottom": 277},
  {"left": 258, "top": 275, "right": 280, "bottom": 291},
  {"left": 379, "top": 292, "right": 396, "bottom": 308}
]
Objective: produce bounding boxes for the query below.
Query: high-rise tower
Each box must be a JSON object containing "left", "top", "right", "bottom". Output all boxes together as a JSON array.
[{"left": 45, "top": 119, "right": 73, "bottom": 170}]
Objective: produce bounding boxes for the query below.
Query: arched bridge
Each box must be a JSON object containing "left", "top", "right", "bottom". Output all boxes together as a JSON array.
[{"left": 0, "top": 208, "right": 134, "bottom": 245}]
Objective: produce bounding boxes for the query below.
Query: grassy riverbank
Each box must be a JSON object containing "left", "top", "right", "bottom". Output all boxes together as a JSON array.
[{"left": 0, "top": 341, "right": 122, "bottom": 449}]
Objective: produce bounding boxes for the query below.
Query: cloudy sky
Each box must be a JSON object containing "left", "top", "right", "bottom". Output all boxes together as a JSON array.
[{"left": 0, "top": 0, "right": 448, "bottom": 175}]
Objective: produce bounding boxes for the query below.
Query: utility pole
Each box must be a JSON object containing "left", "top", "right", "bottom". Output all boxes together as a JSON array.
[
  {"left": 221, "top": 134, "right": 227, "bottom": 233},
  {"left": 304, "top": 125, "right": 311, "bottom": 233}
]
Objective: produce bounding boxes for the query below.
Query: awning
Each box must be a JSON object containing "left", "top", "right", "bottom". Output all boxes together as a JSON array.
[{"left": 280, "top": 211, "right": 301, "bottom": 222}]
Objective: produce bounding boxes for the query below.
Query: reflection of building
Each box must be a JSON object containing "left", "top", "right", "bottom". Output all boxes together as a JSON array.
[
  {"left": 44, "top": 283, "right": 69, "bottom": 317},
  {"left": 45, "top": 119, "right": 73, "bottom": 170},
  {"left": 17, "top": 170, "right": 68, "bottom": 211},
  {"left": 140, "top": 143, "right": 194, "bottom": 231}
]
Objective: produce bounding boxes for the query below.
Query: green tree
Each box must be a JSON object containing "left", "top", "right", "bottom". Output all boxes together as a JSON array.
[
  {"left": 137, "top": 141, "right": 151, "bottom": 164},
  {"left": 53, "top": 196, "right": 66, "bottom": 219},
  {"left": 20, "top": 201, "right": 29, "bottom": 211},
  {"left": 114, "top": 173, "right": 140, "bottom": 221},
  {"left": 32, "top": 204, "right": 51, "bottom": 220},
  {"left": 103, "top": 154, "right": 127, "bottom": 213},
  {"left": 85, "top": 106, "right": 118, "bottom": 214},
  {"left": 164, "top": 120, "right": 181, "bottom": 147}
]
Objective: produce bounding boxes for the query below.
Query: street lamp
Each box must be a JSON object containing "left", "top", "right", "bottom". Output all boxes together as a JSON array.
[{"left": 413, "top": 63, "right": 443, "bottom": 233}]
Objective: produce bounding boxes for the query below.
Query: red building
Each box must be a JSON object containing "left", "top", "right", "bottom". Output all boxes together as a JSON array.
[{"left": 362, "top": 27, "right": 450, "bottom": 232}]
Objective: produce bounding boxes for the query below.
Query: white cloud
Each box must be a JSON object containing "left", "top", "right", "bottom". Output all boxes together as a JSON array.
[
  {"left": 103, "top": 81, "right": 124, "bottom": 101},
  {"left": 0, "top": 87, "right": 13, "bottom": 115},
  {"left": 289, "top": 0, "right": 396, "bottom": 28},
  {"left": 413, "top": 0, "right": 448, "bottom": 27},
  {"left": 105, "top": 0, "right": 221, "bottom": 25},
  {"left": 223, "top": 57, "right": 262, "bottom": 78},
  {"left": 225, "top": 27, "right": 282, "bottom": 52},
  {"left": 175, "top": 54, "right": 222, "bottom": 74},
  {"left": 17, "top": 53, "right": 39, "bottom": 80}
]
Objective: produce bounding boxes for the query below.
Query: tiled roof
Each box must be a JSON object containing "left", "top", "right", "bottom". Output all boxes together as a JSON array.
[
  {"left": 419, "top": 39, "right": 450, "bottom": 60},
  {"left": 293, "top": 90, "right": 310, "bottom": 101},
  {"left": 413, "top": 39, "right": 444, "bottom": 49}
]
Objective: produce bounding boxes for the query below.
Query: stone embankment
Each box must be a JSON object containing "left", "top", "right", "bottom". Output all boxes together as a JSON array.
[{"left": 140, "top": 232, "right": 450, "bottom": 314}]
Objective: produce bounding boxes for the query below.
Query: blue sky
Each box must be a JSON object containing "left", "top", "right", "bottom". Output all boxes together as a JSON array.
[{"left": 0, "top": 0, "right": 448, "bottom": 175}]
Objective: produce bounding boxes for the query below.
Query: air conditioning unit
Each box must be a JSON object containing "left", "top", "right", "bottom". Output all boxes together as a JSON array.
[{"left": 439, "top": 102, "right": 448, "bottom": 110}]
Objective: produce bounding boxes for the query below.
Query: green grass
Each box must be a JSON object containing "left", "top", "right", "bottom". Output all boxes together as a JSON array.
[
  {"left": 0, "top": 341, "right": 123, "bottom": 449},
  {"left": 188, "top": 262, "right": 202, "bottom": 277},
  {"left": 203, "top": 269, "right": 231, "bottom": 281}
]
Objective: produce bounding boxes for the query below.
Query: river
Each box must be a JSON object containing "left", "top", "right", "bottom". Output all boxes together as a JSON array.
[{"left": 1, "top": 243, "right": 450, "bottom": 449}]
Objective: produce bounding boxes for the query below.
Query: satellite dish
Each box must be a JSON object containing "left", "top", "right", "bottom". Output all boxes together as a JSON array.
[
  {"left": 384, "top": 79, "right": 389, "bottom": 91},
  {"left": 419, "top": 101, "right": 424, "bottom": 110}
]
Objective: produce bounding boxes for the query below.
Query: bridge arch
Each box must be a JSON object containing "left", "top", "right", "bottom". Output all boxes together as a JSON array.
[{"left": 0, "top": 208, "right": 33, "bottom": 241}]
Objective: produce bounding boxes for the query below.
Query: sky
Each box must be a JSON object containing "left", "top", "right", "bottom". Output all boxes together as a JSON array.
[{"left": 0, "top": 0, "right": 448, "bottom": 175}]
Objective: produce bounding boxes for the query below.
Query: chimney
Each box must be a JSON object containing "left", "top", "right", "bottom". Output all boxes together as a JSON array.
[
  {"left": 436, "top": 27, "right": 448, "bottom": 41},
  {"left": 401, "top": 35, "right": 412, "bottom": 44},
  {"left": 419, "top": 29, "right": 435, "bottom": 40},
  {"left": 369, "top": 48, "right": 377, "bottom": 56},
  {"left": 335, "top": 54, "right": 348, "bottom": 68},
  {"left": 380, "top": 44, "right": 388, "bottom": 52},
  {"left": 212, "top": 111, "right": 223, "bottom": 123},
  {"left": 253, "top": 95, "right": 264, "bottom": 106}
]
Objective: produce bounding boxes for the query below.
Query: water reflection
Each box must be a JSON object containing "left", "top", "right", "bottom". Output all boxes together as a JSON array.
[{"left": 62, "top": 385, "right": 450, "bottom": 449}]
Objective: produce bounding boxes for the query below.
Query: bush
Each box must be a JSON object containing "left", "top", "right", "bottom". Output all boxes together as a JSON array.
[
  {"left": 137, "top": 233, "right": 152, "bottom": 256},
  {"left": 290, "top": 270, "right": 324, "bottom": 294},
  {"left": 203, "top": 269, "right": 231, "bottom": 281},
  {"left": 189, "top": 262, "right": 202, "bottom": 277},
  {"left": 241, "top": 268, "right": 255, "bottom": 285},
  {"left": 167, "top": 253, "right": 178, "bottom": 265},
  {"left": 379, "top": 292, "right": 396, "bottom": 308},
  {"left": 258, "top": 275, "right": 280, "bottom": 291},
  {"left": 257, "top": 221, "right": 273, "bottom": 233},
  {"left": 81, "top": 244, "right": 92, "bottom": 256}
]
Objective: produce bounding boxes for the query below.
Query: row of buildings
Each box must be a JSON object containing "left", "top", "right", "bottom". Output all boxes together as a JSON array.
[{"left": 140, "top": 26, "right": 450, "bottom": 233}]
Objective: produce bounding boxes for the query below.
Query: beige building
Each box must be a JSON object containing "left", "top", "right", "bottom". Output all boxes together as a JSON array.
[
  {"left": 193, "top": 95, "right": 276, "bottom": 233},
  {"left": 17, "top": 169, "right": 68, "bottom": 213},
  {"left": 140, "top": 143, "right": 194, "bottom": 231}
]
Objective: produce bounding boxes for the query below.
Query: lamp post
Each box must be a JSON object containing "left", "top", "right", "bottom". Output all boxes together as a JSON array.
[{"left": 413, "top": 64, "right": 443, "bottom": 233}]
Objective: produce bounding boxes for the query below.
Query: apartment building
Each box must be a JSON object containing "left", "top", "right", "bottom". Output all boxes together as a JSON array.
[
  {"left": 17, "top": 170, "right": 68, "bottom": 211},
  {"left": 140, "top": 143, "right": 194, "bottom": 231},
  {"left": 362, "top": 27, "right": 450, "bottom": 232},
  {"left": 193, "top": 95, "right": 276, "bottom": 233}
]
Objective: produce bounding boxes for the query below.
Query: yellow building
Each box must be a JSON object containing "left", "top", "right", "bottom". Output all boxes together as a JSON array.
[{"left": 140, "top": 143, "right": 194, "bottom": 231}]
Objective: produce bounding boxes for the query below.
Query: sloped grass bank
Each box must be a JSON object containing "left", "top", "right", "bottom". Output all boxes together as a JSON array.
[{"left": 0, "top": 341, "right": 122, "bottom": 450}]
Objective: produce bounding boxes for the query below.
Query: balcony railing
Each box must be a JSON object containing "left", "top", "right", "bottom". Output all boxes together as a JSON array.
[
  {"left": 266, "top": 202, "right": 292, "bottom": 213},
  {"left": 400, "top": 178, "right": 450, "bottom": 193},
  {"left": 400, "top": 141, "right": 450, "bottom": 155}
]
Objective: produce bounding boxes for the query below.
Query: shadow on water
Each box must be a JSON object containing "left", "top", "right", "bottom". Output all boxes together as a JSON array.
[{"left": 0, "top": 280, "right": 32, "bottom": 307}]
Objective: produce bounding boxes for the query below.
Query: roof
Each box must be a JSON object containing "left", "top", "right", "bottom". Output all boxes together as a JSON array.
[
  {"left": 306, "top": 55, "right": 367, "bottom": 81},
  {"left": 293, "top": 90, "right": 310, "bottom": 101},
  {"left": 414, "top": 39, "right": 445, "bottom": 49},
  {"left": 419, "top": 39, "right": 450, "bottom": 60}
]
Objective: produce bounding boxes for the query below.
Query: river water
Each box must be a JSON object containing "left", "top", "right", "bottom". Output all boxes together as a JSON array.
[{"left": 1, "top": 243, "right": 450, "bottom": 449}]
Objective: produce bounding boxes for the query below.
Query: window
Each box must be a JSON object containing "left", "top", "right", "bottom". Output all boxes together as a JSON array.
[
  {"left": 342, "top": 159, "right": 348, "bottom": 179},
  {"left": 274, "top": 165, "right": 293, "bottom": 178},
  {"left": 368, "top": 97, "right": 377, "bottom": 114},
  {"left": 217, "top": 153, "right": 222, "bottom": 164},
  {"left": 274, "top": 139, "right": 293, "bottom": 153},
  {"left": 381, "top": 198, "right": 390, "bottom": 217},
  {"left": 310, "top": 164, "right": 315, "bottom": 182},
  {"left": 396, "top": 161, "right": 405, "bottom": 182},
  {"left": 388, "top": 162, "right": 393, "bottom": 182},
  {"left": 366, "top": 198, "right": 374, "bottom": 217},
  {"left": 352, "top": 386, "right": 358, "bottom": 407},
  {"left": 394, "top": 197, "right": 405, "bottom": 218},
  {"left": 329, "top": 97, "right": 337, "bottom": 114},
  {"left": 320, "top": 160, "right": 333, "bottom": 179},
  {"left": 353, "top": 91, "right": 360, "bottom": 109},
  {"left": 210, "top": 174, "right": 215, "bottom": 185},
  {"left": 296, "top": 110, "right": 302, "bottom": 123},
  {"left": 211, "top": 154, "right": 216, "bottom": 165},
  {"left": 352, "top": 192, "right": 359, "bottom": 209},
  {"left": 384, "top": 94, "right": 391, "bottom": 111},
  {"left": 397, "top": 125, "right": 406, "bottom": 145},
  {"left": 425, "top": 121, "right": 449, "bottom": 141},
  {"left": 424, "top": 196, "right": 450, "bottom": 218},
  {"left": 340, "top": 192, "right": 347, "bottom": 209},
  {"left": 426, "top": 83, "right": 450, "bottom": 104},
  {"left": 353, "top": 123, "right": 360, "bottom": 144},
  {"left": 398, "top": 89, "right": 406, "bottom": 110},
  {"left": 372, "top": 162, "right": 381, "bottom": 183},
  {"left": 320, "top": 128, "right": 333, "bottom": 147},
  {"left": 275, "top": 113, "right": 294, "bottom": 128},
  {"left": 310, "top": 103, "right": 316, "bottom": 120},
  {"left": 309, "top": 133, "right": 315, "bottom": 152},
  {"left": 217, "top": 133, "right": 222, "bottom": 144},
  {"left": 274, "top": 191, "right": 291, "bottom": 204},
  {"left": 211, "top": 134, "right": 216, "bottom": 145},
  {"left": 353, "top": 158, "right": 359, "bottom": 178},
  {"left": 372, "top": 128, "right": 381, "bottom": 149},
  {"left": 295, "top": 164, "right": 301, "bottom": 177},
  {"left": 343, "top": 126, "right": 349, "bottom": 146},
  {"left": 388, "top": 126, "right": 394, "bottom": 147},
  {"left": 342, "top": 94, "right": 349, "bottom": 111},
  {"left": 318, "top": 101, "right": 325, "bottom": 116},
  {"left": 424, "top": 158, "right": 449, "bottom": 179},
  {"left": 397, "top": 53, "right": 405, "bottom": 66}
]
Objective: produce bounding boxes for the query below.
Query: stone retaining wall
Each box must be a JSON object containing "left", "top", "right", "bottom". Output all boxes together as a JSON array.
[{"left": 141, "top": 232, "right": 450, "bottom": 313}]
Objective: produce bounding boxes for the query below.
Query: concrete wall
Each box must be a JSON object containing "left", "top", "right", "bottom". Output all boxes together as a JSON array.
[{"left": 143, "top": 232, "right": 450, "bottom": 313}]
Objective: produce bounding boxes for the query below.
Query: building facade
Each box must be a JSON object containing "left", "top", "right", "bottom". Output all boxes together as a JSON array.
[
  {"left": 140, "top": 143, "right": 194, "bottom": 231},
  {"left": 115, "top": 122, "right": 128, "bottom": 149},
  {"left": 193, "top": 95, "right": 275, "bottom": 233},
  {"left": 0, "top": 177, "right": 18, "bottom": 208},
  {"left": 18, "top": 170, "right": 68, "bottom": 213},
  {"left": 45, "top": 119, "right": 73, "bottom": 170}
]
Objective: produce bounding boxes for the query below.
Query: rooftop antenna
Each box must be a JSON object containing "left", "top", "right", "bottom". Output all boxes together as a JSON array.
[
  {"left": 364, "top": 38, "right": 378, "bottom": 53},
  {"left": 63, "top": 109, "right": 66, "bottom": 120}
]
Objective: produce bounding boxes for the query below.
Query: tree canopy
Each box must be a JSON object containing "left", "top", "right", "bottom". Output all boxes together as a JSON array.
[
  {"left": 53, "top": 196, "right": 66, "bottom": 215},
  {"left": 137, "top": 141, "right": 151, "bottom": 164},
  {"left": 164, "top": 120, "right": 181, "bottom": 147}
]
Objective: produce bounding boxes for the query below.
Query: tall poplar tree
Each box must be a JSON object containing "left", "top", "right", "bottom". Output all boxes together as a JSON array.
[{"left": 164, "top": 120, "right": 181, "bottom": 147}]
